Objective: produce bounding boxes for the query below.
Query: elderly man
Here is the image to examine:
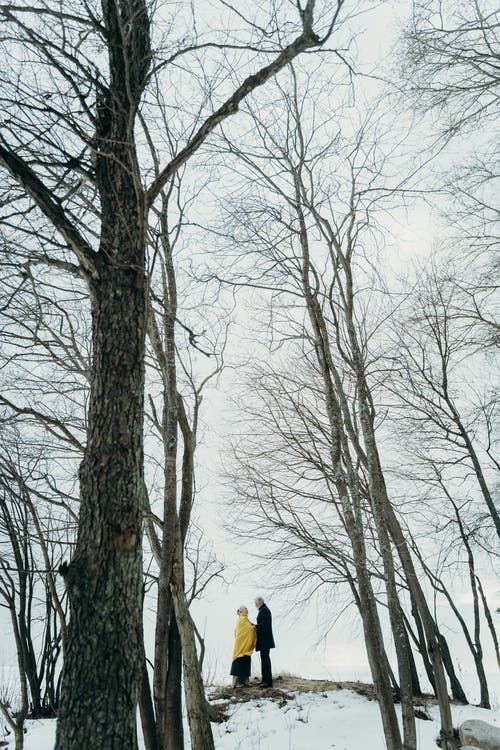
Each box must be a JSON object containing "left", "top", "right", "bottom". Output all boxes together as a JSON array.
[{"left": 255, "top": 596, "right": 275, "bottom": 688}]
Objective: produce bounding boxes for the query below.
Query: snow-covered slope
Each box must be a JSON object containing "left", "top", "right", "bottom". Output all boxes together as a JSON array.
[{"left": 18, "top": 684, "right": 500, "bottom": 750}]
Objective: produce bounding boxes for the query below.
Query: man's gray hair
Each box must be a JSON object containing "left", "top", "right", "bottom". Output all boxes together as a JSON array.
[{"left": 255, "top": 596, "right": 264, "bottom": 603}]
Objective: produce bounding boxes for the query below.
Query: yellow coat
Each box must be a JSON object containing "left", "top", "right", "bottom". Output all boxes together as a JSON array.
[{"left": 232, "top": 614, "right": 257, "bottom": 661}]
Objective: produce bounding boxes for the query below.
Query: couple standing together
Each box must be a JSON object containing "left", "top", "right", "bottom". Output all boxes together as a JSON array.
[{"left": 230, "top": 596, "right": 275, "bottom": 688}]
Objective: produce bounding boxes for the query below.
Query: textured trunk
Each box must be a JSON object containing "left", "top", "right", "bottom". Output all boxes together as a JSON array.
[
  {"left": 14, "top": 726, "right": 24, "bottom": 750},
  {"left": 406, "top": 597, "right": 437, "bottom": 693},
  {"left": 457, "top": 504, "right": 490, "bottom": 707},
  {"left": 473, "top": 648, "right": 490, "bottom": 709},
  {"left": 151, "top": 203, "right": 212, "bottom": 749},
  {"left": 55, "top": 3, "right": 151, "bottom": 747},
  {"left": 165, "top": 614, "right": 184, "bottom": 750},
  {"left": 406, "top": 631, "right": 423, "bottom": 698},
  {"left": 351, "top": 542, "right": 403, "bottom": 750},
  {"left": 356, "top": 418, "right": 416, "bottom": 750},
  {"left": 171, "top": 538, "right": 215, "bottom": 750},
  {"left": 331, "top": 237, "right": 417, "bottom": 747},
  {"left": 305, "top": 365, "right": 401, "bottom": 743},
  {"left": 140, "top": 649, "right": 159, "bottom": 750},
  {"left": 383, "top": 502, "right": 459, "bottom": 749},
  {"left": 341, "top": 277, "right": 455, "bottom": 747},
  {"left": 407, "top": 587, "right": 466, "bottom": 707},
  {"left": 4, "top": 597, "right": 29, "bottom": 750},
  {"left": 56, "top": 262, "right": 147, "bottom": 750},
  {"left": 436, "top": 629, "right": 468, "bottom": 704},
  {"left": 152, "top": 212, "right": 182, "bottom": 750}
]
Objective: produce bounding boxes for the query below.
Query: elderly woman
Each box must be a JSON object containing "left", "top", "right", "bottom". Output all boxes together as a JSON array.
[{"left": 230, "top": 606, "right": 256, "bottom": 687}]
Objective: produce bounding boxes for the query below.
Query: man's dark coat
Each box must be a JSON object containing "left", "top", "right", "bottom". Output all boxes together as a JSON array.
[{"left": 256, "top": 603, "right": 275, "bottom": 651}]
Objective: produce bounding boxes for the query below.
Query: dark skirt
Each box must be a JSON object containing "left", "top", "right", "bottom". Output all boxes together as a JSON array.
[{"left": 230, "top": 655, "right": 251, "bottom": 678}]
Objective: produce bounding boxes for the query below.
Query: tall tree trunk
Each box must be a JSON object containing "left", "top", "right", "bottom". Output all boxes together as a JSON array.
[
  {"left": 382, "top": 501, "right": 459, "bottom": 750},
  {"left": 436, "top": 631, "right": 468, "bottom": 704},
  {"left": 171, "top": 537, "right": 215, "bottom": 750},
  {"left": 455, "top": 501, "right": 490, "bottom": 707},
  {"left": 328, "top": 257, "right": 456, "bottom": 748},
  {"left": 151, "top": 201, "right": 214, "bottom": 750},
  {"left": 152, "top": 209, "right": 183, "bottom": 750},
  {"left": 304, "top": 328, "right": 403, "bottom": 747},
  {"left": 356, "top": 409, "right": 416, "bottom": 750},
  {"left": 405, "top": 628, "right": 423, "bottom": 698},
  {"left": 56, "top": 262, "right": 147, "bottom": 750},
  {"left": 165, "top": 614, "right": 184, "bottom": 750},
  {"left": 140, "top": 646, "right": 159, "bottom": 750},
  {"left": 331, "top": 234, "right": 417, "bottom": 747},
  {"left": 55, "top": 2, "right": 151, "bottom": 746},
  {"left": 295, "top": 197, "right": 403, "bottom": 749},
  {"left": 351, "top": 538, "right": 403, "bottom": 750},
  {"left": 406, "top": 583, "right": 466, "bottom": 704},
  {"left": 406, "top": 601, "right": 437, "bottom": 694}
]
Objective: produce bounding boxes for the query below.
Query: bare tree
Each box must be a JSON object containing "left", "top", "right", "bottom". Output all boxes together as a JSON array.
[
  {"left": 141, "top": 178, "right": 228, "bottom": 750},
  {"left": 384, "top": 266, "right": 499, "bottom": 707},
  {"left": 0, "top": 2, "right": 347, "bottom": 746},
  {"left": 401, "top": 0, "right": 499, "bottom": 347},
  {"left": 0, "top": 436, "right": 68, "bottom": 749},
  {"left": 390, "top": 270, "right": 500, "bottom": 540},
  {"left": 208, "top": 66, "right": 464, "bottom": 748},
  {"left": 403, "top": 0, "right": 500, "bottom": 134},
  {"left": 0, "top": 194, "right": 225, "bottom": 750},
  {"left": 225, "top": 357, "right": 410, "bottom": 682}
]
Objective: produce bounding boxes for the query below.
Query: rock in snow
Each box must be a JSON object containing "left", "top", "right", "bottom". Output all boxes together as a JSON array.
[{"left": 460, "top": 719, "right": 500, "bottom": 750}]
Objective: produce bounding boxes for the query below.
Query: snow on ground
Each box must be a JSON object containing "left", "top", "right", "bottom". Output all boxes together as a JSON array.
[
  {"left": 212, "top": 690, "right": 500, "bottom": 750},
  {"left": 18, "top": 686, "right": 500, "bottom": 750}
]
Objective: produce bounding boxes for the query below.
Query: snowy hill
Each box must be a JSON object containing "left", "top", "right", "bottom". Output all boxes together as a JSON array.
[{"left": 17, "top": 676, "right": 500, "bottom": 750}]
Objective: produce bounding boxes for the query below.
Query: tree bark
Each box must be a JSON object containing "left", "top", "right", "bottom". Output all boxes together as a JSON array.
[
  {"left": 355, "top": 409, "right": 416, "bottom": 750},
  {"left": 140, "top": 646, "right": 158, "bottom": 750},
  {"left": 165, "top": 614, "right": 184, "bottom": 750},
  {"left": 55, "top": 3, "right": 152, "bottom": 746},
  {"left": 56, "top": 260, "right": 147, "bottom": 750},
  {"left": 436, "top": 630, "right": 468, "bottom": 704},
  {"left": 151, "top": 208, "right": 185, "bottom": 750},
  {"left": 171, "top": 536, "right": 215, "bottom": 750},
  {"left": 383, "top": 501, "right": 459, "bottom": 749},
  {"left": 302, "top": 309, "right": 403, "bottom": 748}
]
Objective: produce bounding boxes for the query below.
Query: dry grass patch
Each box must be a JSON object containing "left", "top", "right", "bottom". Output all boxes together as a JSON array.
[{"left": 208, "top": 674, "right": 439, "bottom": 723}]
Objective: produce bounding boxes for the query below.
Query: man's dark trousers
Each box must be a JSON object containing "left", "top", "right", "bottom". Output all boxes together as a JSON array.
[
  {"left": 256, "top": 602, "right": 275, "bottom": 686},
  {"left": 260, "top": 648, "right": 272, "bottom": 686}
]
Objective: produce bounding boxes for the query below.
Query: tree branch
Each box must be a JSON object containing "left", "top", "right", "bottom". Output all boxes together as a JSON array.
[
  {"left": 146, "top": 2, "right": 336, "bottom": 205},
  {"left": 0, "top": 142, "right": 97, "bottom": 279}
]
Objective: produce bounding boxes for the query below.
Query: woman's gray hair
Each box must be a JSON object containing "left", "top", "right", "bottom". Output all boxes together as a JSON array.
[{"left": 237, "top": 605, "right": 248, "bottom": 615}]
